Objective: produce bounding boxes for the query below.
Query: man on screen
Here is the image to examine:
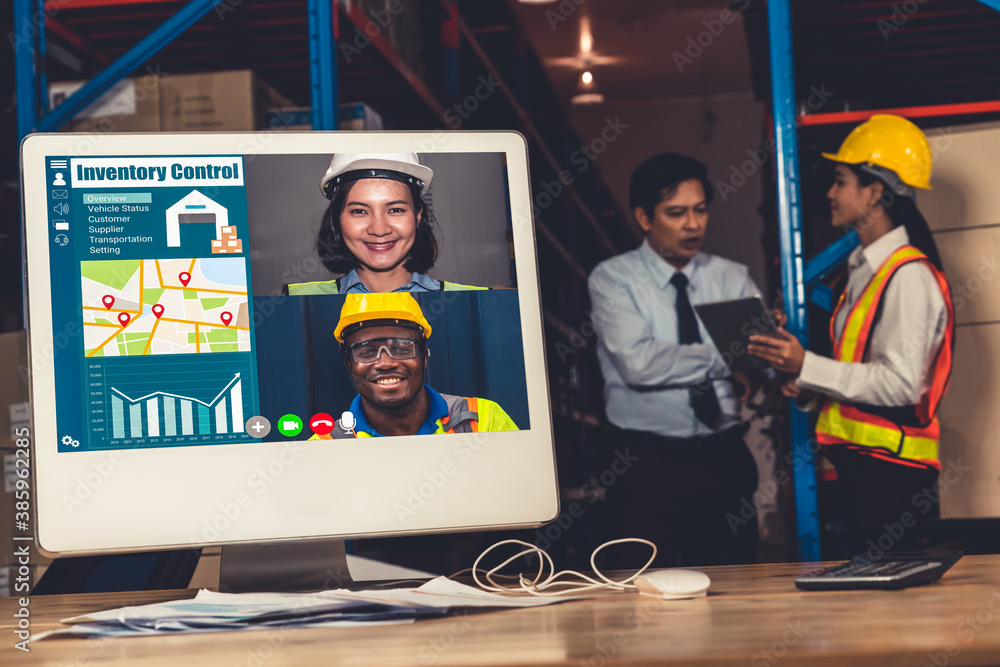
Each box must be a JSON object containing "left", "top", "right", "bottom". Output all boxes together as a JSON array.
[{"left": 311, "top": 293, "right": 518, "bottom": 439}]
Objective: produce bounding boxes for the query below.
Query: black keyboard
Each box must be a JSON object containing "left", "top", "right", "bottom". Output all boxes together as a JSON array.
[{"left": 795, "top": 551, "right": 963, "bottom": 590}]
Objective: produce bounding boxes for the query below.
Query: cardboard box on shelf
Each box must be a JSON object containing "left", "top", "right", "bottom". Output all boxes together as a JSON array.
[
  {"left": 0, "top": 330, "right": 50, "bottom": 575},
  {"left": 340, "top": 102, "right": 384, "bottom": 131},
  {"left": 49, "top": 76, "right": 161, "bottom": 132},
  {"left": 263, "top": 107, "right": 311, "bottom": 131},
  {"left": 160, "top": 70, "right": 294, "bottom": 132},
  {"left": 265, "top": 103, "right": 384, "bottom": 132},
  {"left": 0, "top": 331, "right": 29, "bottom": 449}
]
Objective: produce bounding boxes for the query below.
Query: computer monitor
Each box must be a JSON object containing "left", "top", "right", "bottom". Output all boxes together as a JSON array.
[{"left": 21, "top": 132, "right": 558, "bottom": 588}]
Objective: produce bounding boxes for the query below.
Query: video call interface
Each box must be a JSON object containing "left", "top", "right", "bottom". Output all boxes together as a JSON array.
[{"left": 44, "top": 152, "right": 530, "bottom": 453}]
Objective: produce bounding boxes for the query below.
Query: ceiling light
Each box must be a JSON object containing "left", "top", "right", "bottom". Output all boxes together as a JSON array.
[
  {"left": 580, "top": 16, "right": 593, "bottom": 54},
  {"left": 571, "top": 70, "right": 604, "bottom": 106}
]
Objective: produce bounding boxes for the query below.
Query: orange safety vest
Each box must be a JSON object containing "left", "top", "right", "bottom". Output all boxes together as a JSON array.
[
  {"left": 815, "top": 245, "right": 954, "bottom": 470},
  {"left": 311, "top": 395, "right": 483, "bottom": 439}
]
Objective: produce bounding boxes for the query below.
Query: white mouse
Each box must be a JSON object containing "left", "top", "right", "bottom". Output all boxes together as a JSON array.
[{"left": 634, "top": 569, "right": 711, "bottom": 600}]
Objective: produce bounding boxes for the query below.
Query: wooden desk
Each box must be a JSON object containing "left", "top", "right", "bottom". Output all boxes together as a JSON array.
[{"left": 5, "top": 554, "right": 1000, "bottom": 666}]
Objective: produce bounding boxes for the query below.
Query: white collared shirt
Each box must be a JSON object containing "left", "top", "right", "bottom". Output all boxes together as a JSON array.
[
  {"left": 797, "top": 226, "right": 949, "bottom": 406},
  {"left": 588, "top": 239, "right": 761, "bottom": 438}
]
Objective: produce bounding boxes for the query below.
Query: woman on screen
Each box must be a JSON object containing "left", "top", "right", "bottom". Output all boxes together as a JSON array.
[
  {"left": 285, "top": 153, "right": 488, "bottom": 294},
  {"left": 747, "top": 115, "right": 954, "bottom": 555}
]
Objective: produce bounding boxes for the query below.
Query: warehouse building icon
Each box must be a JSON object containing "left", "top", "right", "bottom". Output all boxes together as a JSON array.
[{"left": 165, "top": 190, "right": 243, "bottom": 253}]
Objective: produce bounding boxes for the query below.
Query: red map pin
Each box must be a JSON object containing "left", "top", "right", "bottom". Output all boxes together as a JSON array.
[
  {"left": 220, "top": 312, "right": 233, "bottom": 327},
  {"left": 102, "top": 295, "right": 115, "bottom": 310},
  {"left": 179, "top": 272, "right": 191, "bottom": 286},
  {"left": 118, "top": 312, "right": 131, "bottom": 327},
  {"left": 152, "top": 304, "right": 164, "bottom": 319}
]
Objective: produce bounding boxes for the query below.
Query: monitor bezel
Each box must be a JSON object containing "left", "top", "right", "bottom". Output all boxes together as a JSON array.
[{"left": 21, "top": 131, "right": 559, "bottom": 558}]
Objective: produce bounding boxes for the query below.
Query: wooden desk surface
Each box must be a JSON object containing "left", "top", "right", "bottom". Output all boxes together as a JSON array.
[{"left": 5, "top": 554, "right": 1000, "bottom": 666}]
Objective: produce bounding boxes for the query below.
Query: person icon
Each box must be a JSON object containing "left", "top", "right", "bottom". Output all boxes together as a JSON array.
[{"left": 53, "top": 172, "right": 66, "bottom": 186}]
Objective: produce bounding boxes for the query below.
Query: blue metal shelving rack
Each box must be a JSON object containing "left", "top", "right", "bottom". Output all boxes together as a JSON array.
[
  {"left": 768, "top": 0, "right": 820, "bottom": 562},
  {"left": 14, "top": 0, "right": 340, "bottom": 141}
]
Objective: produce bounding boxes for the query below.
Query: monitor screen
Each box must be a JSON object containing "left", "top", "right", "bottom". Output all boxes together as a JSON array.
[{"left": 22, "top": 132, "right": 557, "bottom": 556}]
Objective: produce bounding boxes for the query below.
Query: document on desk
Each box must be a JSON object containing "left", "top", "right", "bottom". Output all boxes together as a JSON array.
[
  {"left": 328, "top": 576, "right": 576, "bottom": 608},
  {"left": 34, "top": 577, "right": 568, "bottom": 641}
]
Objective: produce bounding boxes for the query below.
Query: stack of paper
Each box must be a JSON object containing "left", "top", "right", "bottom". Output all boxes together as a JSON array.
[{"left": 35, "top": 577, "right": 566, "bottom": 641}]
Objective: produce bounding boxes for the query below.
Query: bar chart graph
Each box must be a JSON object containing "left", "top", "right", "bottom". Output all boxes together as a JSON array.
[
  {"left": 81, "top": 355, "right": 259, "bottom": 451},
  {"left": 109, "top": 373, "right": 244, "bottom": 438}
]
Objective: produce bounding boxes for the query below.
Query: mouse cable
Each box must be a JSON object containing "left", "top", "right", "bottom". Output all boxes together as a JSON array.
[{"left": 458, "top": 538, "right": 657, "bottom": 597}]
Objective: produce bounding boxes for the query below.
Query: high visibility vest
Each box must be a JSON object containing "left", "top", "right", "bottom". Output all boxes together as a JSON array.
[
  {"left": 310, "top": 394, "right": 518, "bottom": 439},
  {"left": 815, "top": 245, "right": 954, "bottom": 470},
  {"left": 285, "top": 278, "right": 488, "bottom": 295}
]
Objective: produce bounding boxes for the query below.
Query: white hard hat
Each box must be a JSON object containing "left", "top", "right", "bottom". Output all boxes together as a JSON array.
[{"left": 319, "top": 153, "right": 433, "bottom": 199}]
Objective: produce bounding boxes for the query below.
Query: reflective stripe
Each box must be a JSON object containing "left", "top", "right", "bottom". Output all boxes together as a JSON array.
[
  {"left": 286, "top": 279, "right": 488, "bottom": 295},
  {"left": 286, "top": 279, "right": 340, "bottom": 295},
  {"left": 437, "top": 395, "right": 478, "bottom": 434},
  {"left": 467, "top": 397, "right": 479, "bottom": 433},
  {"left": 855, "top": 449, "right": 939, "bottom": 470},
  {"left": 818, "top": 245, "right": 952, "bottom": 468},
  {"left": 313, "top": 394, "right": 505, "bottom": 437},
  {"left": 832, "top": 246, "right": 926, "bottom": 362},
  {"left": 816, "top": 402, "right": 939, "bottom": 463}
]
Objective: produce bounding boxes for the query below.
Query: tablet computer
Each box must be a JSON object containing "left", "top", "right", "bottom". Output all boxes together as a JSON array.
[{"left": 694, "top": 296, "right": 780, "bottom": 374}]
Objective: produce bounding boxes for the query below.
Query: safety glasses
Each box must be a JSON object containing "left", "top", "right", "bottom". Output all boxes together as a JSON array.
[{"left": 345, "top": 337, "right": 422, "bottom": 363}]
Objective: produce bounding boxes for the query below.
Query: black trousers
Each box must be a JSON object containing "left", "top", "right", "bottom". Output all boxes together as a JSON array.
[
  {"left": 824, "top": 446, "right": 940, "bottom": 556},
  {"left": 598, "top": 425, "right": 759, "bottom": 569}
]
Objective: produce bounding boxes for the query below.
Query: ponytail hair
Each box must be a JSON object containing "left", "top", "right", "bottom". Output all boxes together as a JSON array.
[{"left": 850, "top": 165, "right": 945, "bottom": 273}]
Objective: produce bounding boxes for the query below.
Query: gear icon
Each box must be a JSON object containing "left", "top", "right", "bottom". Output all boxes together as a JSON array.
[{"left": 61, "top": 435, "right": 80, "bottom": 448}]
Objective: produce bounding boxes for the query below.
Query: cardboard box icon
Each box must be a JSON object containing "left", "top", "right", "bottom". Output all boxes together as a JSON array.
[{"left": 212, "top": 239, "right": 243, "bottom": 254}]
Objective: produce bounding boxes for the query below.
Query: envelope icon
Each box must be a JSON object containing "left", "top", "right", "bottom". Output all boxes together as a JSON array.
[{"left": 52, "top": 190, "right": 68, "bottom": 199}]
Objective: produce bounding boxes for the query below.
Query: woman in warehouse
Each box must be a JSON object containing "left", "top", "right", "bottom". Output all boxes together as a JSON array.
[
  {"left": 747, "top": 114, "right": 954, "bottom": 554},
  {"left": 284, "top": 153, "right": 488, "bottom": 294}
]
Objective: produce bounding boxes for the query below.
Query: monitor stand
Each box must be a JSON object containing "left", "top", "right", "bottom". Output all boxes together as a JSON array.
[{"left": 218, "top": 539, "right": 433, "bottom": 592}]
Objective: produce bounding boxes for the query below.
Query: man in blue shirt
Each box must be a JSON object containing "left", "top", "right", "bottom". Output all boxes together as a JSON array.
[{"left": 588, "top": 153, "right": 761, "bottom": 567}]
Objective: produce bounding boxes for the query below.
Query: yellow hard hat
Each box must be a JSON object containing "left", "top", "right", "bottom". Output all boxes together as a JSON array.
[
  {"left": 821, "top": 114, "right": 932, "bottom": 190},
  {"left": 334, "top": 293, "right": 432, "bottom": 343}
]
